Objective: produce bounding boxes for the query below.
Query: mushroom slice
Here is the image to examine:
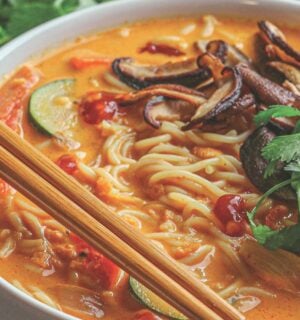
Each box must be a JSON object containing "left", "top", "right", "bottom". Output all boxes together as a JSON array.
[
  {"left": 233, "top": 90, "right": 256, "bottom": 112},
  {"left": 283, "top": 81, "right": 300, "bottom": 96},
  {"left": 116, "top": 84, "right": 207, "bottom": 107},
  {"left": 206, "top": 40, "right": 228, "bottom": 63},
  {"left": 237, "top": 63, "right": 300, "bottom": 108},
  {"left": 268, "top": 61, "right": 300, "bottom": 87},
  {"left": 143, "top": 96, "right": 195, "bottom": 128},
  {"left": 195, "top": 40, "right": 252, "bottom": 66},
  {"left": 112, "top": 57, "right": 211, "bottom": 89},
  {"left": 240, "top": 125, "right": 296, "bottom": 200},
  {"left": 240, "top": 239, "right": 300, "bottom": 294},
  {"left": 197, "top": 52, "right": 225, "bottom": 81},
  {"left": 258, "top": 20, "right": 300, "bottom": 67},
  {"left": 227, "top": 45, "right": 253, "bottom": 67},
  {"left": 183, "top": 67, "right": 242, "bottom": 130}
]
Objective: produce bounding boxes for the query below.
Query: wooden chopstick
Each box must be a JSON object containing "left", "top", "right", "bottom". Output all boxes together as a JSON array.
[{"left": 0, "top": 121, "right": 245, "bottom": 320}]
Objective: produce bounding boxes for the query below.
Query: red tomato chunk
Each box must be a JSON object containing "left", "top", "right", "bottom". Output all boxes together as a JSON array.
[
  {"left": 70, "top": 233, "right": 121, "bottom": 290},
  {"left": 214, "top": 194, "right": 247, "bottom": 237},
  {"left": 79, "top": 92, "right": 119, "bottom": 124},
  {"left": 56, "top": 154, "right": 78, "bottom": 175},
  {"left": 134, "top": 310, "right": 162, "bottom": 320},
  {"left": 0, "top": 66, "right": 40, "bottom": 132}
]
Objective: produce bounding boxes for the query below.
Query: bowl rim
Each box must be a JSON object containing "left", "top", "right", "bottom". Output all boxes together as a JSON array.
[{"left": 0, "top": 0, "right": 300, "bottom": 319}]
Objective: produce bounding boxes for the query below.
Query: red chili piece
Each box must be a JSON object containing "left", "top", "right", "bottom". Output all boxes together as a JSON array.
[
  {"left": 214, "top": 194, "right": 247, "bottom": 237},
  {"left": 139, "top": 42, "right": 184, "bottom": 56},
  {"left": 265, "top": 205, "right": 290, "bottom": 230},
  {"left": 134, "top": 310, "right": 162, "bottom": 320},
  {"left": 79, "top": 92, "right": 119, "bottom": 124},
  {"left": 70, "top": 233, "right": 121, "bottom": 290},
  {"left": 56, "top": 154, "right": 78, "bottom": 175}
]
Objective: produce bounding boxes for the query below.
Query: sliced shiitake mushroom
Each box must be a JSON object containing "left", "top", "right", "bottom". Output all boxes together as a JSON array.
[
  {"left": 240, "top": 125, "right": 296, "bottom": 200},
  {"left": 258, "top": 20, "right": 300, "bottom": 67},
  {"left": 183, "top": 66, "right": 243, "bottom": 130},
  {"left": 116, "top": 84, "right": 207, "bottom": 129},
  {"left": 268, "top": 61, "right": 300, "bottom": 87},
  {"left": 116, "top": 84, "right": 207, "bottom": 107},
  {"left": 195, "top": 40, "right": 252, "bottom": 67},
  {"left": 237, "top": 63, "right": 300, "bottom": 108},
  {"left": 197, "top": 52, "right": 225, "bottom": 81},
  {"left": 112, "top": 57, "right": 211, "bottom": 90},
  {"left": 233, "top": 91, "right": 256, "bottom": 112},
  {"left": 206, "top": 40, "right": 228, "bottom": 63},
  {"left": 143, "top": 96, "right": 195, "bottom": 128}
]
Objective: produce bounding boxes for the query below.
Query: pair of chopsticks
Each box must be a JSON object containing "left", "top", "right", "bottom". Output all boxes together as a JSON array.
[{"left": 0, "top": 121, "right": 244, "bottom": 320}]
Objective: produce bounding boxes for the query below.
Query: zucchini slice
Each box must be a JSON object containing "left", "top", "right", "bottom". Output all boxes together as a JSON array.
[
  {"left": 129, "top": 277, "right": 187, "bottom": 320},
  {"left": 29, "top": 79, "right": 76, "bottom": 136}
]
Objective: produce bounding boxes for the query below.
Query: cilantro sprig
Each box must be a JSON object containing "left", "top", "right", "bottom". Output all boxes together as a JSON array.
[
  {"left": 0, "top": 0, "right": 113, "bottom": 46},
  {"left": 254, "top": 105, "right": 300, "bottom": 127},
  {"left": 248, "top": 105, "right": 300, "bottom": 253}
]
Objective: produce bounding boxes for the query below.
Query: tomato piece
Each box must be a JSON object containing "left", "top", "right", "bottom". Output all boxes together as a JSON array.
[
  {"left": 139, "top": 42, "right": 184, "bottom": 56},
  {"left": 225, "top": 220, "right": 246, "bottom": 237},
  {"left": 214, "top": 195, "right": 247, "bottom": 237},
  {"left": 134, "top": 310, "right": 162, "bottom": 320},
  {"left": 56, "top": 154, "right": 78, "bottom": 175},
  {"left": 79, "top": 92, "right": 119, "bottom": 124},
  {"left": 70, "top": 57, "right": 111, "bottom": 70},
  {"left": 214, "top": 195, "right": 245, "bottom": 224},
  {"left": 70, "top": 233, "right": 121, "bottom": 290},
  {"left": 0, "top": 66, "right": 40, "bottom": 124},
  {"left": 265, "top": 205, "right": 290, "bottom": 230}
]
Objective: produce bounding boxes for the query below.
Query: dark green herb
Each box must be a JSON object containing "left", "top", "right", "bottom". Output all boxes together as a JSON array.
[
  {"left": 254, "top": 105, "right": 300, "bottom": 126},
  {"left": 248, "top": 105, "right": 300, "bottom": 253}
]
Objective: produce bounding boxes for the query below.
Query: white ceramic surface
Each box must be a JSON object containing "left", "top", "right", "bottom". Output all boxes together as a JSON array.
[{"left": 0, "top": 0, "right": 299, "bottom": 319}]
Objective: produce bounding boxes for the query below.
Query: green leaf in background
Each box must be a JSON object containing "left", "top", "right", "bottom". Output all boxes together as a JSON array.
[
  {"left": 0, "top": 0, "right": 114, "bottom": 46},
  {"left": 6, "top": 3, "right": 61, "bottom": 37},
  {"left": 0, "top": 26, "right": 10, "bottom": 44}
]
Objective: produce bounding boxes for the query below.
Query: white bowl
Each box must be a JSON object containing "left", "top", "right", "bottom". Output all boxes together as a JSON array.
[{"left": 0, "top": 0, "right": 299, "bottom": 319}]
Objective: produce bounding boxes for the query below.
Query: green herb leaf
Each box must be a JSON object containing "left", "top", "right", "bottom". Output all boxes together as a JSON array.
[
  {"left": 266, "top": 224, "right": 300, "bottom": 252},
  {"left": 293, "top": 120, "right": 300, "bottom": 134},
  {"left": 0, "top": 25, "right": 10, "bottom": 44},
  {"left": 262, "top": 133, "right": 300, "bottom": 177},
  {"left": 254, "top": 105, "right": 300, "bottom": 126},
  {"left": 247, "top": 177, "right": 300, "bottom": 253},
  {"left": 291, "top": 172, "right": 300, "bottom": 213},
  {"left": 284, "top": 162, "right": 300, "bottom": 173}
]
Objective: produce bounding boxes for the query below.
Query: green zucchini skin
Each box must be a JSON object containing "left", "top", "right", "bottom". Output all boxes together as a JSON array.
[
  {"left": 129, "top": 277, "right": 187, "bottom": 320},
  {"left": 29, "top": 79, "right": 76, "bottom": 136}
]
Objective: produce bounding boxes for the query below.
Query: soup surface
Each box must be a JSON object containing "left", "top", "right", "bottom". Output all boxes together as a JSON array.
[{"left": 0, "top": 15, "right": 299, "bottom": 320}]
